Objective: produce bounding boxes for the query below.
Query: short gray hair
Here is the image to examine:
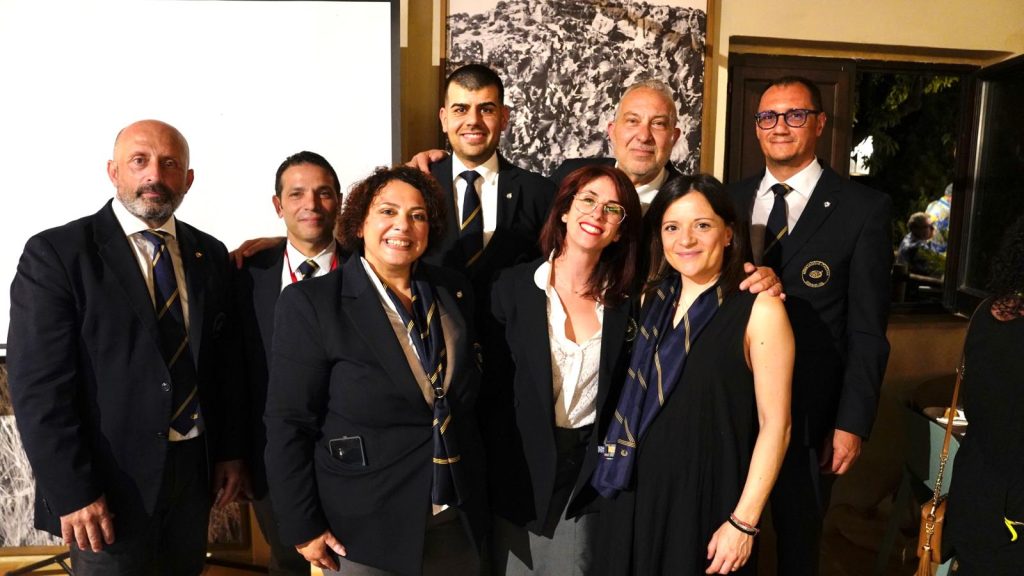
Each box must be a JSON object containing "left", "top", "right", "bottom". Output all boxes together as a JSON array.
[{"left": 616, "top": 79, "right": 679, "bottom": 127}]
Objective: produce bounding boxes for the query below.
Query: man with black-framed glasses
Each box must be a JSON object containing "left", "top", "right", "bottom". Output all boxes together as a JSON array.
[{"left": 727, "top": 76, "right": 893, "bottom": 576}]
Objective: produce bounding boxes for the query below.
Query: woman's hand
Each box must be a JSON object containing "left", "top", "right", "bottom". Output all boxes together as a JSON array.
[
  {"left": 705, "top": 520, "right": 754, "bottom": 574},
  {"left": 296, "top": 530, "right": 347, "bottom": 572}
]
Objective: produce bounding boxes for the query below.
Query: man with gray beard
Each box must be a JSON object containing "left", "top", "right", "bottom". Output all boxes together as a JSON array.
[{"left": 8, "top": 119, "right": 245, "bottom": 575}]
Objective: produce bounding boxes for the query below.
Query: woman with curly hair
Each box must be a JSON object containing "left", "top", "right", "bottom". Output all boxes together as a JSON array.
[
  {"left": 947, "top": 214, "right": 1024, "bottom": 575},
  {"left": 264, "top": 165, "right": 488, "bottom": 575}
]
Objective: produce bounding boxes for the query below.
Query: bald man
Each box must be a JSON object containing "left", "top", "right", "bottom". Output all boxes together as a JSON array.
[{"left": 8, "top": 120, "right": 245, "bottom": 575}]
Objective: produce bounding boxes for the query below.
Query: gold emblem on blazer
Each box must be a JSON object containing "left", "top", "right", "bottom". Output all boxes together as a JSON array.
[{"left": 801, "top": 260, "right": 831, "bottom": 288}]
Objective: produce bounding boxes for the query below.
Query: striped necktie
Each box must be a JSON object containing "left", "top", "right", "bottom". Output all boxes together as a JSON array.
[
  {"left": 139, "top": 230, "right": 202, "bottom": 436},
  {"left": 296, "top": 258, "right": 319, "bottom": 280},
  {"left": 763, "top": 183, "right": 792, "bottom": 270},
  {"left": 458, "top": 170, "right": 483, "bottom": 267}
]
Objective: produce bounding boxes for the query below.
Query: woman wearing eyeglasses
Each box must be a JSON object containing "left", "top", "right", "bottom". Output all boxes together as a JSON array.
[
  {"left": 592, "top": 174, "right": 793, "bottom": 575},
  {"left": 485, "top": 164, "right": 643, "bottom": 574}
]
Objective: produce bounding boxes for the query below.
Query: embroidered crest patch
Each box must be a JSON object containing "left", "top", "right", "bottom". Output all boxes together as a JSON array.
[{"left": 801, "top": 260, "right": 831, "bottom": 288}]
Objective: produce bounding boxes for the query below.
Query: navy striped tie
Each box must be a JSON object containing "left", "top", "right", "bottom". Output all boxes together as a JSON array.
[
  {"left": 296, "top": 258, "right": 319, "bottom": 280},
  {"left": 140, "top": 230, "right": 202, "bottom": 436},
  {"left": 763, "top": 183, "right": 792, "bottom": 270},
  {"left": 458, "top": 170, "right": 483, "bottom": 267}
]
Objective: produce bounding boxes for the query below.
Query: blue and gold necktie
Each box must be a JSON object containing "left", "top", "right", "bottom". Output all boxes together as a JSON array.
[
  {"left": 458, "top": 170, "right": 483, "bottom": 267},
  {"left": 763, "top": 182, "right": 792, "bottom": 270},
  {"left": 140, "top": 230, "right": 202, "bottom": 436},
  {"left": 382, "top": 267, "right": 460, "bottom": 505},
  {"left": 296, "top": 258, "right": 319, "bottom": 280}
]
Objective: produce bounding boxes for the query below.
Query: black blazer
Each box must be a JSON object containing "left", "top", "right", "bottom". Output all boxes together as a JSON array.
[
  {"left": 7, "top": 200, "right": 242, "bottom": 535},
  {"left": 232, "top": 239, "right": 286, "bottom": 498},
  {"left": 425, "top": 153, "right": 554, "bottom": 289},
  {"left": 488, "top": 259, "right": 632, "bottom": 531},
  {"left": 727, "top": 161, "right": 892, "bottom": 444},
  {"left": 263, "top": 256, "right": 487, "bottom": 575}
]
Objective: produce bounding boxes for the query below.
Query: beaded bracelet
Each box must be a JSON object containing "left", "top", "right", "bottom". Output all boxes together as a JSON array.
[{"left": 728, "top": 513, "right": 760, "bottom": 536}]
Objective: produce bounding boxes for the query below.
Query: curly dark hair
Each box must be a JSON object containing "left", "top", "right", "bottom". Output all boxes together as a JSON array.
[
  {"left": 338, "top": 165, "right": 448, "bottom": 254},
  {"left": 538, "top": 164, "right": 642, "bottom": 307},
  {"left": 988, "top": 214, "right": 1024, "bottom": 317},
  {"left": 643, "top": 174, "right": 751, "bottom": 298}
]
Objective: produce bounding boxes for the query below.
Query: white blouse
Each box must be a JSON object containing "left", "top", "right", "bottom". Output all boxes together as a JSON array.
[{"left": 534, "top": 260, "right": 604, "bottom": 429}]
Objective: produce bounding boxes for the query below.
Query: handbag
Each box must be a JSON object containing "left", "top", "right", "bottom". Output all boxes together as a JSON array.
[{"left": 915, "top": 335, "right": 967, "bottom": 576}]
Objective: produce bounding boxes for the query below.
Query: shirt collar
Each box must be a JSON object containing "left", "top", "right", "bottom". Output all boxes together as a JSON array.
[
  {"left": 758, "top": 158, "right": 824, "bottom": 200},
  {"left": 285, "top": 239, "right": 337, "bottom": 273},
  {"left": 452, "top": 151, "right": 499, "bottom": 186},
  {"left": 111, "top": 197, "right": 178, "bottom": 238},
  {"left": 630, "top": 165, "right": 669, "bottom": 198}
]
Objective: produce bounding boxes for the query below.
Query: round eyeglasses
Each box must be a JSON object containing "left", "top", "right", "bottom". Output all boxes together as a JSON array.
[
  {"left": 573, "top": 194, "right": 627, "bottom": 224},
  {"left": 754, "top": 108, "right": 820, "bottom": 130}
]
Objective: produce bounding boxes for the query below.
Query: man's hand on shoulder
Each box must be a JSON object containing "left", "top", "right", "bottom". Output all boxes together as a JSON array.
[
  {"left": 61, "top": 495, "right": 115, "bottom": 552},
  {"left": 229, "top": 237, "right": 284, "bottom": 269},
  {"left": 405, "top": 149, "right": 448, "bottom": 174},
  {"left": 739, "top": 262, "right": 785, "bottom": 300}
]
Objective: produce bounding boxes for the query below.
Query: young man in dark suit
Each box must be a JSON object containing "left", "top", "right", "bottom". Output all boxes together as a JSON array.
[
  {"left": 233, "top": 151, "right": 342, "bottom": 575},
  {"left": 727, "top": 77, "right": 893, "bottom": 576},
  {"left": 7, "top": 120, "right": 245, "bottom": 575}
]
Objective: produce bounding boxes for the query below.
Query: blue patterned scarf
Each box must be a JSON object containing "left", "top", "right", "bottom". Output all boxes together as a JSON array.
[
  {"left": 591, "top": 272, "right": 723, "bottom": 498},
  {"left": 381, "top": 265, "right": 461, "bottom": 505}
]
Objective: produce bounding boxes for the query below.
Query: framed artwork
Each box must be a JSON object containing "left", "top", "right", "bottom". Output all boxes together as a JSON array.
[{"left": 446, "top": 0, "right": 708, "bottom": 176}]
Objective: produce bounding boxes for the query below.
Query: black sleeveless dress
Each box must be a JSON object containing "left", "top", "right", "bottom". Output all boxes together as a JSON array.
[{"left": 597, "top": 291, "right": 759, "bottom": 576}]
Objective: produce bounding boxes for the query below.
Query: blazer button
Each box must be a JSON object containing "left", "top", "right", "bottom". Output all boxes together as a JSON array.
[
  {"left": 160, "top": 382, "right": 171, "bottom": 392},
  {"left": 155, "top": 431, "right": 167, "bottom": 439}
]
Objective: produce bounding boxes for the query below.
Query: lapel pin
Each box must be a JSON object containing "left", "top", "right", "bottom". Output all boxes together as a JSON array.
[
  {"left": 456, "top": 290, "right": 463, "bottom": 299},
  {"left": 195, "top": 251, "right": 203, "bottom": 258},
  {"left": 506, "top": 193, "right": 512, "bottom": 199},
  {"left": 823, "top": 201, "right": 831, "bottom": 208}
]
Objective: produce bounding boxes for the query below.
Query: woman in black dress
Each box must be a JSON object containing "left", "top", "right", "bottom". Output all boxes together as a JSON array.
[
  {"left": 593, "top": 174, "right": 793, "bottom": 575},
  {"left": 947, "top": 215, "right": 1024, "bottom": 575}
]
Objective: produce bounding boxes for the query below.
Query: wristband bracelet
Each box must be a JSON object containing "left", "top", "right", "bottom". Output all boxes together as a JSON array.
[{"left": 728, "top": 513, "right": 760, "bottom": 536}]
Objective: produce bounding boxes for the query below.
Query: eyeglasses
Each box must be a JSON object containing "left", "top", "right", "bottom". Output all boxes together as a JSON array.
[
  {"left": 754, "top": 108, "right": 820, "bottom": 130},
  {"left": 573, "top": 194, "right": 627, "bottom": 224}
]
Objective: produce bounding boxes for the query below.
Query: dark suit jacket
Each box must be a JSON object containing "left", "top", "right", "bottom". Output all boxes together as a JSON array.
[
  {"left": 549, "top": 156, "right": 682, "bottom": 189},
  {"left": 263, "top": 256, "right": 487, "bottom": 575},
  {"left": 232, "top": 239, "right": 286, "bottom": 498},
  {"left": 425, "top": 153, "right": 555, "bottom": 289},
  {"left": 489, "top": 260, "right": 631, "bottom": 532},
  {"left": 728, "top": 161, "right": 892, "bottom": 445},
  {"left": 7, "top": 200, "right": 242, "bottom": 535}
]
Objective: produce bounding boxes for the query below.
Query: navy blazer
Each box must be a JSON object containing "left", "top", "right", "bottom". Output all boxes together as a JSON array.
[
  {"left": 263, "top": 256, "right": 487, "bottom": 575},
  {"left": 425, "top": 153, "right": 554, "bottom": 289},
  {"left": 7, "top": 200, "right": 242, "bottom": 535},
  {"left": 728, "top": 161, "right": 892, "bottom": 444},
  {"left": 488, "top": 259, "right": 632, "bottom": 531}
]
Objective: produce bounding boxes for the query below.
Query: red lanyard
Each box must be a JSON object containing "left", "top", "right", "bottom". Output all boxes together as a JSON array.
[{"left": 284, "top": 248, "right": 339, "bottom": 284}]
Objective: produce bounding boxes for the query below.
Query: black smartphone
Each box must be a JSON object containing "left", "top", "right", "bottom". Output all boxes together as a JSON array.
[{"left": 328, "top": 435, "right": 367, "bottom": 467}]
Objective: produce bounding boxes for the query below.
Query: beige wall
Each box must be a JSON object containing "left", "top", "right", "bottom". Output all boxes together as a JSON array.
[{"left": 706, "top": 0, "right": 1024, "bottom": 176}]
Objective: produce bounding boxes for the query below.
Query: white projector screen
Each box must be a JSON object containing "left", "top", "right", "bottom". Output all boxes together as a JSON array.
[{"left": 0, "top": 0, "right": 397, "bottom": 346}]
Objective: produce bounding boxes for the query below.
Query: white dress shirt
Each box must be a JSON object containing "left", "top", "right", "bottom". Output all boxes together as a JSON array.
[
  {"left": 534, "top": 260, "right": 603, "bottom": 429},
  {"left": 750, "top": 159, "right": 824, "bottom": 263},
  {"left": 628, "top": 165, "right": 670, "bottom": 213},
  {"left": 452, "top": 152, "right": 500, "bottom": 247}
]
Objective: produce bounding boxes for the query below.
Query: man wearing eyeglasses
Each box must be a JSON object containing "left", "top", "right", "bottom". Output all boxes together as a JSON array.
[{"left": 727, "top": 76, "right": 893, "bottom": 576}]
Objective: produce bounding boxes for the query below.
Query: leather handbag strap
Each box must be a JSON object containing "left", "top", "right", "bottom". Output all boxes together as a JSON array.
[{"left": 930, "top": 306, "right": 978, "bottom": 506}]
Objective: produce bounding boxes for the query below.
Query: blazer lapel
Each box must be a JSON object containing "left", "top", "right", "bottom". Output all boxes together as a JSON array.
[
  {"left": 341, "top": 257, "right": 430, "bottom": 410},
  {"left": 519, "top": 273, "right": 555, "bottom": 426},
  {"left": 597, "top": 298, "right": 629, "bottom": 415},
  {"left": 253, "top": 244, "right": 286, "bottom": 348},
  {"left": 433, "top": 280, "right": 467, "bottom": 385},
  {"left": 94, "top": 202, "right": 162, "bottom": 347},
  {"left": 176, "top": 223, "right": 207, "bottom": 363},
  {"left": 782, "top": 162, "right": 841, "bottom": 268}
]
